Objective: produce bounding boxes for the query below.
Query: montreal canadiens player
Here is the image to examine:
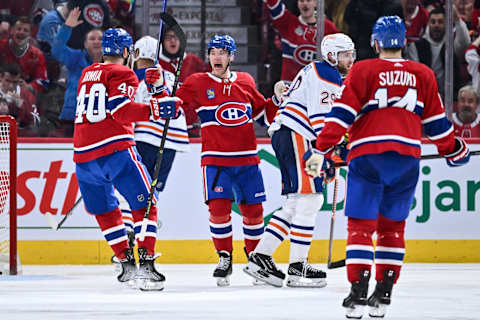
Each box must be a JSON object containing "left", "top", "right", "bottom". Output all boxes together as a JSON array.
[
  {"left": 243, "top": 33, "right": 355, "bottom": 288},
  {"left": 73, "top": 28, "right": 180, "bottom": 291},
  {"left": 303, "top": 16, "right": 470, "bottom": 318},
  {"left": 173, "top": 34, "right": 281, "bottom": 286}
]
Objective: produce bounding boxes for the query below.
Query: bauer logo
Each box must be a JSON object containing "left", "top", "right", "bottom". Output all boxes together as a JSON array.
[
  {"left": 83, "top": 4, "right": 104, "bottom": 27},
  {"left": 294, "top": 44, "right": 317, "bottom": 65},
  {"left": 215, "top": 102, "right": 251, "bottom": 127}
]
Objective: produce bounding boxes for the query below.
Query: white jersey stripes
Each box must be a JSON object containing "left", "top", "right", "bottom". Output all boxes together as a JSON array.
[
  {"left": 133, "top": 69, "right": 190, "bottom": 152},
  {"left": 268, "top": 61, "right": 343, "bottom": 140}
]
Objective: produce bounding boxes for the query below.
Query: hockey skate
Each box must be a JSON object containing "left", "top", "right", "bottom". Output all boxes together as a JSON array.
[
  {"left": 134, "top": 248, "right": 165, "bottom": 291},
  {"left": 368, "top": 270, "right": 396, "bottom": 318},
  {"left": 112, "top": 231, "right": 136, "bottom": 273},
  {"left": 213, "top": 250, "right": 232, "bottom": 287},
  {"left": 343, "top": 270, "right": 371, "bottom": 319},
  {"left": 243, "top": 252, "right": 285, "bottom": 287},
  {"left": 117, "top": 248, "right": 137, "bottom": 287},
  {"left": 286, "top": 261, "right": 327, "bottom": 288},
  {"left": 243, "top": 247, "right": 266, "bottom": 286}
]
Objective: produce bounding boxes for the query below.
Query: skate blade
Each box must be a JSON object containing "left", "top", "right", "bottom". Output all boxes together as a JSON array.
[
  {"left": 215, "top": 276, "right": 230, "bottom": 287},
  {"left": 252, "top": 278, "right": 267, "bottom": 286},
  {"left": 286, "top": 276, "right": 327, "bottom": 288},
  {"left": 243, "top": 264, "right": 283, "bottom": 288},
  {"left": 345, "top": 305, "right": 365, "bottom": 319},
  {"left": 136, "top": 278, "right": 165, "bottom": 291},
  {"left": 368, "top": 305, "right": 387, "bottom": 318}
]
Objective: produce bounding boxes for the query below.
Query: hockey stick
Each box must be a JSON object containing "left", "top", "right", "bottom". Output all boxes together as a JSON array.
[
  {"left": 327, "top": 170, "right": 346, "bottom": 269},
  {"left": 332, "top": 150, "right": 480, "bottom": 168},
  {"left": 138, "top": 13, "right": 187, "bottom": 241},
  {"left": 45, "top": 196, "right": 83, "bottom": 230}
]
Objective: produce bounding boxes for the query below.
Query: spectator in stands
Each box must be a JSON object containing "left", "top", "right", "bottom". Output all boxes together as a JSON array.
[
  {"left": 406, "top": 7, "right": 471, "bottom": 98},
  {"left": 0, "top": 63, "right": 40, "bottom": 135},
  {"left": 106, "top": 0, "right": 136, "bottom": 37},
  {"left": 0, "top": 16, "right": 49, "bottom": 93},
  {"left": 51, "top": 7, "right": 103, "bottom": 136},
  {"left": 263, "top": 0, "right": 339, "bottom": 81},
  {"left": 452, "top": 85, "right": 480, "bottom": 137},
  {"left": 466, "top": 34, "right": 480, "bottom": 92},
  {"left": 0, "top": 16, "right": 12, "bottom": 40},
  {"left": 455, "top": 0, "right": 474, "bottom": 30},
  {"left": 402, "top": 0, "right": 429, "bottom": 43},
  {"left": 344, "top": 0, "right": 403, "bottom": 60}
]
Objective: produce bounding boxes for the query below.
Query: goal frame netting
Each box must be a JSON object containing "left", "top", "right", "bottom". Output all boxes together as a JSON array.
[{"left": 0, "top": 116, "right": 17, "bottom": 275}]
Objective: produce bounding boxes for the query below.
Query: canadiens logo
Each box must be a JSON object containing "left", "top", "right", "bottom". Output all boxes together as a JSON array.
[
  {"left": 214, "top": 186, "right": 223, "bottom": 193},
  {"left": 294, "top": 44, "right": 317, "bottom": 66},
  {"left": 83, "top": 4, "right": 104, "bottom": 27},
  {"left": 206, "top": 88, "right": 215, "bottom": 99},
  {"left": 215, "top": 102, "right": 251, "bottom": 127}
]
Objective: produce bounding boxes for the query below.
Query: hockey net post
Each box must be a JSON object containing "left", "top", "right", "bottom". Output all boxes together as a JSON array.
[{"left": 0, "top": 116, "right": 17, "bottom": 275}]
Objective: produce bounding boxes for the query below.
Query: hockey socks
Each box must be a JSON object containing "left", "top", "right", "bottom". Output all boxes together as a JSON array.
[
  {"left": 208, "top": 199, "right": 233, "bottom": 252},
  {"left": 346, "top": 217, "right": 376, "bottom": 283},
  {"left": 375, "top": 215, "right": 405, "bottom": 284},
  {"left": 132, "top": 207, "right": 158, "bottom": 255},
  {"left": 95, "top": 207, "right": 130, "bottom": 260},
  {"left": 239, "top": 203, "right": 264, "bottom": 254}
]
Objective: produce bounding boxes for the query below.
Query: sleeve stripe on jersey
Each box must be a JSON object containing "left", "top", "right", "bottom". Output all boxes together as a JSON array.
[
  {"left": 332, "top": 103, "right": 358, "bottom": 117},
  {"left": 73, "top": 134, "right": 135, "bottom": 152},
  {"left": 425, "top": 123, "right": 453, "bottom": 141},
  {"left": 421, "top": 113, "right": 447, "bottom": 124},
  {"left": 268, "top": 0, "right": 284, "bottom": 19},
  {"left": 108, "top": 96, "right": 130, "bottom": 113},
  {"left": 201, "top": 150, "right": 258, "bottom": 157},
  {"left": 284, "top": 105, "right": 309, "bottom": 123},
  {"left": 327, "top": 105, "right": 357, "bottom": 127},
  {"left": 325, "top": 117, "right": 349, "bottom": 129},
  {"left": 350, "top": 135, "right": 421, "bottom": 149},
  {"left": 282, "top": 112, "right": 316, "bottom": 137}
]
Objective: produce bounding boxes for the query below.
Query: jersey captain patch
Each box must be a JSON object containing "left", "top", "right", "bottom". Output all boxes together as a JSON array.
[{"left": 215, "top": 102, "right": 251, "bottom": 126}]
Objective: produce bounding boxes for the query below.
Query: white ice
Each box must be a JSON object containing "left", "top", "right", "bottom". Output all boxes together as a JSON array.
[{"left": 1, "top": 263, "right": 479, "bottom": 320}]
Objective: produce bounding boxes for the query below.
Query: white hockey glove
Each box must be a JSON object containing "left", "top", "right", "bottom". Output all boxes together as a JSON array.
[
  {"left": 273, "top": 80, "right": 288, "bottom": 105},
  {"left": 303, "top": 149, "right": 325, "bottom": 177}
]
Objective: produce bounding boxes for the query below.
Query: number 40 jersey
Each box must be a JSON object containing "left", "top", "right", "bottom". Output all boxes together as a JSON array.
[
  {"left": 73, "top": 63, "right": 155, "bottom": 163},
  {"left": 317, "top": 58, "right": 456, "bottom": 161}
]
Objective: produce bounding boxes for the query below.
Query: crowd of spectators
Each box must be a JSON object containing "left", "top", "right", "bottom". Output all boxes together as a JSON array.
[{"left": 0, "top": 0, "right": 479, "bottom": 137}]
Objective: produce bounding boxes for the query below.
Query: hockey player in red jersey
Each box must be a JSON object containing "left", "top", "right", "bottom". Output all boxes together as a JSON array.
[
  {"left": 73, "top": 28, "right": 180, "bottom": 291},
  {"left": 175, "top": 34, "right": 281, "bottom": 286},
  {"left": 244, "top": 33, "right": 355, "bottom": 288},
  {"left": 304, "top": 16, "right": 470, "bottom": 318}
]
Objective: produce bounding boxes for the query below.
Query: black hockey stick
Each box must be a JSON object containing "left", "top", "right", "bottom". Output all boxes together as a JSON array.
[
  {"left": 327, "top": 170, "right": 346, "bottom": 269},
  {"left": 45, "top": 196, "right": 83, "bottom": 230},
  {"left": 139, "top": 12, "right": 187, "bottom": 241}
]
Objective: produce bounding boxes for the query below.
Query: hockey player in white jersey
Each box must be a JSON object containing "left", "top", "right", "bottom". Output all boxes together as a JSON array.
[{"left": 243, "top": 33, "right": 355, "bottom": 287}]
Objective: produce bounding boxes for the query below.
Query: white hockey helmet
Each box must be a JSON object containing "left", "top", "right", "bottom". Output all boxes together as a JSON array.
[
  {"left": 321, "top": 33, "right": 355, "bottom": 67},
  {"left": 134, "top": 36, "right": 159, "bottom": 62}
]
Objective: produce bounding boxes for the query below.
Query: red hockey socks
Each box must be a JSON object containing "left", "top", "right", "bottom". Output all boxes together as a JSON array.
[
  {"left": 131, "top": 206, "right": 158, "bottom": 255},
  {"left": 208, "top": 199, "right": 233, "bottom": 252},
  {"left": 375, "top": 215, "right": 406, "bottom": 284},
  {"left": 95, "top": 207, "right": 129, "bottom": 260},
  {"left": 239, "top": 203, "right": 264, "bottom": 254},
  {"left": 346, "top": 217, "right": 377, "bottom": 283}
]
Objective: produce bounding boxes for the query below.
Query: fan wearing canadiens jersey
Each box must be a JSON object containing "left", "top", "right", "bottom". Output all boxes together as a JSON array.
[
  {"left": 175, "top": 34, "right": 281, "bottom": 286},
  {"left": 73, "top": 28, "right": 180, "bottom": 291},
  {"left": 304, "top": 16, "right": 470, "bottom": 319},
  {"left": 244, "top": 33, "right": 355, "bottom": 289}
]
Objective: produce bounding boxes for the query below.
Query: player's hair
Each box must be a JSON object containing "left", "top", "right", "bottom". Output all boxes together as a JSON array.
[
  {"left": 0, "top": 63, "right": 22, "bottom": 77},
  {"left": 429, "top": 7, "right": 445, "bottom": 18},
  {"left": 14, "top": 16, "right": 31, "bottom": 26},
  {"left": 83, "top": 27, "right": 103, "bottom": 43},
  {"left": 458, "top": 85, "right": 479, "bottom": 103}
]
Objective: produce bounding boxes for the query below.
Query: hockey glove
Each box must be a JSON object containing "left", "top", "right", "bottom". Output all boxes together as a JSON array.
[
  {"left": 149, "top": 96, "right": 182, "bottom": 120},
  {"left": 303, "top": 149, "right": 325, "bottom": 177},
  {"left": 272, "top": 80, "right": 289, "bottom": 105},
  {"left": 445, "top": 137, "right": 470, "bottom": 167},
  {"left": 145, "top": 66, "right": 167, "bottom": 95},
  {"left": 323, "top": 158, "right": 336, "bottom": 184}
]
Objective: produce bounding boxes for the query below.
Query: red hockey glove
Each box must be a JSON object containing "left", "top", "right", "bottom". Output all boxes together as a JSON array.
[
  {"left": 149, "top": 96, "right": 182, "bottom": 120},
  {"left": 445, "top": 137, "right": 470, "bottom": 167},
  {"left": 145, "top": 66, "right": 166, "bottom": 95}
]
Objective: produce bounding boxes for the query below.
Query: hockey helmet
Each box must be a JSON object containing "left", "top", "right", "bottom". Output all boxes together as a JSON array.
[
  {"left": 134, "top": 36, "right": 158, "bottom": 62},
  {"left": 371, "top": 15, "right": 406, "bottom": 49},
  {"left": 321, "top": 33, "right": 355, "bottom": 67},
  {"left": 102, "top": 28, "right": 133, "bottom": 56},
  {"left": 208, "top": 34, "right": 236, "bottom": 56}
]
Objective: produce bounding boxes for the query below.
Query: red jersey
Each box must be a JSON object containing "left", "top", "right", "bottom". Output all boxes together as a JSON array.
[
  {"left": 158, "top": 52, "right": 209, "bottom": 83},
  {"left": 265, "top": 0, "right": 339, "bottom": 81},
  {"left": 452, "top": 112, "right": 480, "bottom": 138},
  {"left": 405, "top": 5, "right": 429, "bottom": 43},
  {"left": 0, "top": 39, "right": 48, "bottom": 92},
  {"left": 73, "top": 63, "right": 154, "bottom": 163},
  {"left": 176, "top": 72, "right": 278, "bottom": 166},
  {"left": 316, "top": 58, "right": 456, "bottom": 160}
]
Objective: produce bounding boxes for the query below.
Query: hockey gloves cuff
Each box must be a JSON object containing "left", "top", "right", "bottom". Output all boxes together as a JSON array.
[
  {"left": 445, "top": 137, "right": 470, "bottom": 167},
  {"left": 145, "top": 66, "right": 167, "bottom": 95},
  {"left": 149, "top": 96, "right": 182, "bottom": 120},
  {"left": 303, "top": 149, "right": 325, "bottom": 177}
]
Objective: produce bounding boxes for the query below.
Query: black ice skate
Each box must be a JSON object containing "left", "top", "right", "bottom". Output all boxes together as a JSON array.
[
  {"left": 243, "top": 252, "right": 285, "bottom": 287},
  {"left": 111, "top": 231, "right": 136, "bottom": 273},
  {"left": 213, "top": 250, "right": 233, "bottom": 287},
  {"left": 134, "top": 248, "right": 166, "bottom": 291},
  {"left": 117, "top": 248, "right": 137, "bottom": 286},
  {"left": 286, "top": 261, "right": 327, "bottom": 288},
  {"left": 343, "top": 270, "right": 371, "bottom": 319},
  {"left": 368, "top": 270, "right": 396, "bottom": 318},
  {"left": 243, "top": 248, "right": 265, "bottom": 286}
]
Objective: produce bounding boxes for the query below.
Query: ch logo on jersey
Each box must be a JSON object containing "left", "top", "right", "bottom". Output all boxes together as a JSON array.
[
  {"left": 206, "top": 88, "right": 216, "bottom": 99},
  {"left": 294, "top": 44, "right": 317, "bottom": 66},
  {"left": 84, "top": 4, "right": 104, "bottom": 27},
  {"left": 215, "top": 102, "right": 251, "bottom": 127}
]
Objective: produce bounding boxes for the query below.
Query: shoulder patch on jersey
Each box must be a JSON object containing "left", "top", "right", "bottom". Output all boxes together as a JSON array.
[
  {"left": 215, "top": 102, "right": 251, "bottom": 126},
  {"left": 206, "top": 88, "right": 216, "bottom": 99}
]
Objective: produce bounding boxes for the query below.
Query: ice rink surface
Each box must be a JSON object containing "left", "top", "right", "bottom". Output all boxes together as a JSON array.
[{"left": 1, "top": 263, "right": 479, "bottom": 320}]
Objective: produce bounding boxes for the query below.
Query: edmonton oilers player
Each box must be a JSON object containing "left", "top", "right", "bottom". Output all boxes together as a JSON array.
[
  {"left": 304, "top": 16, "right": 470, "bottom": 318},
  {"left": 73, "top": 28, "right": 180, "bottom": 291},
  {"left": 175, "top": 35, "right": 282, "bottom": 286}
]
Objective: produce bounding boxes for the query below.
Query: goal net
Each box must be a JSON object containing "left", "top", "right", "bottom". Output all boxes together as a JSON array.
[{"left": 0, "top": 116, "right": 17, "bottom": 275}]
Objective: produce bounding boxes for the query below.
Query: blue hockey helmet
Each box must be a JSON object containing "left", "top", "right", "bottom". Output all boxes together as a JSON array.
[
  {"left": 371, "top": 15, "right": 406, "bottom": 49},
  {"left": 102, "top": 28, "right": 133, "bottom": 56},
  {"left": 208, "top": 34, "right": 236, "bottom": 55}
]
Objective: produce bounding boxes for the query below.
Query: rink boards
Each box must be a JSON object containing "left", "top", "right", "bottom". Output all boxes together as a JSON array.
[{"left": 14, "top": 139, "right": 480, "bottom": 264}]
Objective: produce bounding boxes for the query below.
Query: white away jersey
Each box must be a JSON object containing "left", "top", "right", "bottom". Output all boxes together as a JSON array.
[{"left": 269, "top": 61, "right": 342, "bottom": 140}]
